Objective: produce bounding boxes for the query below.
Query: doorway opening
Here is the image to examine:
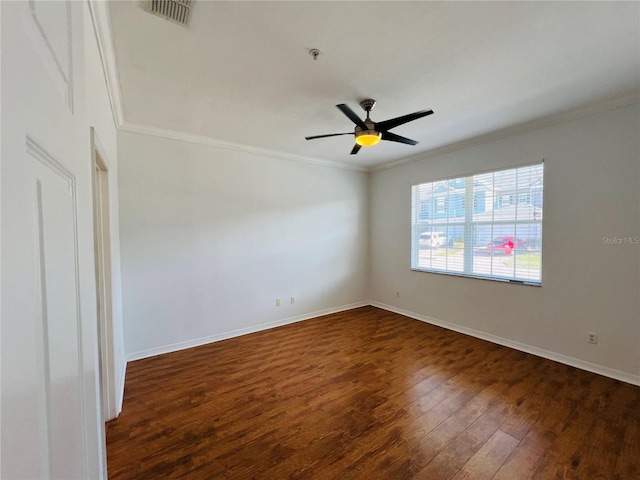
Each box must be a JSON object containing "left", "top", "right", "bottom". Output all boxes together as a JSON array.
[{"left": 91, "top": 128, "right": 117, "bottom": 421}]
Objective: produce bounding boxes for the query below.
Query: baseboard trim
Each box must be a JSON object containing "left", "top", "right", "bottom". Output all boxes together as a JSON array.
[
  {"left": 125, "top": 301, "right": 369, "bottom": 362},
  {"left": 124, "top": 301, "right": 639, "bottom": 386},
  {"left": 370, "top": 302, "right": 640, "bottom": 387}
]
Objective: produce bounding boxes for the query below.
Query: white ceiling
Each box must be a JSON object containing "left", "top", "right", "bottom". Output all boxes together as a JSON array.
[{"left": 108, "top": 1, "right": 640, "bottom": 169}]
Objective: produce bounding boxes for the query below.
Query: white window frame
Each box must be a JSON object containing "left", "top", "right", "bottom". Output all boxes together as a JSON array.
[{"left": 411, "top": 162, "right": 544, "bottom": 285}]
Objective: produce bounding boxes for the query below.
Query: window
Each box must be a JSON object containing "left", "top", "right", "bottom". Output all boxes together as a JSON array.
[
  {"left": 411, "top": 162, "right": 544, "bottom": 285},
  {"left": 498, "top": 194, "right": 514, "bottom": 207}
]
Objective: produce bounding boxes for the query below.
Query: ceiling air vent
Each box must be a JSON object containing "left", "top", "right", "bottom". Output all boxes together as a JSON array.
[{"left": 146, "top": 0, "right": 192, "bottom": 26}]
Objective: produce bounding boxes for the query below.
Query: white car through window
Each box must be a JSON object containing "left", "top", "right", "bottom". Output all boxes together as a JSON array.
[{"left": 419, "top": 231, "right": 447, "bottom": 248}]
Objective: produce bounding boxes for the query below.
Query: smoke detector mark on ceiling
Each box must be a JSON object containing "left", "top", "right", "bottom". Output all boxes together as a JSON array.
[{"left": 146, "top": 0, "right": 192, "bottom": 26}]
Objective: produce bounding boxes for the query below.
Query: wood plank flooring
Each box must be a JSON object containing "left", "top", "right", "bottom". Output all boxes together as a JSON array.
[{"left": 106, "top": 306, "right": 640, "bottom": 479}]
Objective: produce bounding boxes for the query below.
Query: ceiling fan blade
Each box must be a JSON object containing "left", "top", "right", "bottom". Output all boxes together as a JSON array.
[
  {"left": 350, "top": 144, "right": 361, "bottom": 155},
  {"left": 305, "top": 133, "right": 352, "bottom": 140},
  {"left": 377, "top": 109, "right": 434, "bottom": 131},
  {"left": 337, "top": 104, "right": 368, "bottom": 130},
  {"left": 381, "top": 131, "right": 418, "bottom": 145}
]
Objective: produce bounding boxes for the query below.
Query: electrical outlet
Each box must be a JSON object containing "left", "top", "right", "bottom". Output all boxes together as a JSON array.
[
  {"left": 290, "top": 297, "right": 295, "bottom": 304},
  {"left": 587, "top": 332, "right": 598, "bottom": 344},
  {"left": 396, "top": 291, "right": 400, "bottom": 298},
  {"left": 276, "top": 298, "right": 280, "bottom": 307}
]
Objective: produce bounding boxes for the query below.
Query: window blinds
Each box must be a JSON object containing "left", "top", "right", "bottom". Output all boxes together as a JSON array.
[{"left": 411, "top": 162, "right": 544, "bottom": 285}]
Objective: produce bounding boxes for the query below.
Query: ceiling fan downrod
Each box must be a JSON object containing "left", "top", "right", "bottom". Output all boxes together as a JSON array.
[{"left": 360, "top": 99, "right": 376, "bottom": 121}]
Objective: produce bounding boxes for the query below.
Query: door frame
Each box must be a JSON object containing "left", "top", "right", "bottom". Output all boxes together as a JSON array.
[{"left": 90, "top": 127, "right": 117, "bottom": 422}]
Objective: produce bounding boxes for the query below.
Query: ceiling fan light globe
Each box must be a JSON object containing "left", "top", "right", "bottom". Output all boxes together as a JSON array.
[{"left": 355, "top": 131, "right": 382, "bottom": 147}]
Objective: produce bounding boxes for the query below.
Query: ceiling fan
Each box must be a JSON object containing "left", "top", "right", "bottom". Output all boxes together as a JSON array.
[{"left": 305, "top": 99, "right": 434, "bottom": 155}]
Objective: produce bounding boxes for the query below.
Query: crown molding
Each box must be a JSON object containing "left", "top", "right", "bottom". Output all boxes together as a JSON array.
[
  {"left": 119, "top": 121, "right": 368, "bottom": 172},
  {"left": 87, "top": 0, "right": 124, "bottom": 128},
  {"left": 121, "top": 91, "right": 637, "bottom": 174},
  {"left": 373, "top": 91, "right": 640, "bottom": 172},
  {"left": 84, "top": 3, "right": 362, "bottom": 173},
  {"left": 84, "top": 5, "right": 637, "bottom": 177}
]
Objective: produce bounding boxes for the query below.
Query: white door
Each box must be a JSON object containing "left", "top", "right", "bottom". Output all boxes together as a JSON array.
[{"left": 1, "top": 1, "right": 105, "bottom": 479}]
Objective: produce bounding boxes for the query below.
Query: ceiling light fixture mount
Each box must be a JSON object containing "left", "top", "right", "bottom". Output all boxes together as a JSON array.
[{"left": 360, "top": 98, "right": 376, "bottom": 112}]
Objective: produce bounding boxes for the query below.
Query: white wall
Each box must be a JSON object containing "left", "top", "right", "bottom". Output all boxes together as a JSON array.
[
  {"left": 370, "top": 103, "right": 640, "bottom": 384},
  {"left": 118, "top": 131, "right": 369, "bottom": 359}
]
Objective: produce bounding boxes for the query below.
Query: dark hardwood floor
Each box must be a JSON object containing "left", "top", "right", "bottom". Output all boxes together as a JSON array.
[{"left": 106, "top": 306, "right": 640, "bottom": 479}]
